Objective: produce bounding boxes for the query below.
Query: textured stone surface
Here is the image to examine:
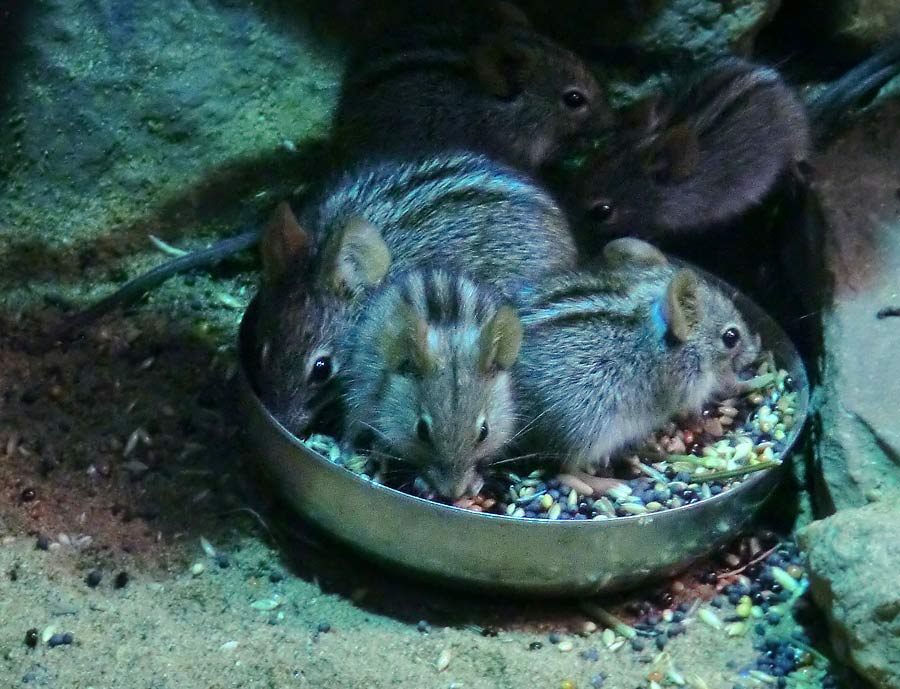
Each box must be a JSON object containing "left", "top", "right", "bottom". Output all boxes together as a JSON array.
[
  {"left": 634, "top": 0, "right": 781, "bottom": 61},
  {"left": 799, "top": 503, "right": 900, "bottom": 689},
  {"left": 0, "top": 0, "right": 340, "bottom": 307},
  {"left": 807, "top": 100, "right": 900, "bottom": 514}
]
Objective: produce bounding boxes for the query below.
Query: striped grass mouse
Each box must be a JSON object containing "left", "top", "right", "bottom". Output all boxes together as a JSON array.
[
  {"left": 331, "top": 3, "right": 611, "bottom": 173},
  {"left": 512, "top": 238, "right": 763, "bottom": 484},
  {"left": 341, "top": 268, "right": 522, "bottom": 500},
  {"left": 572, "top": 44, "right": 900, "bottom": 242}
]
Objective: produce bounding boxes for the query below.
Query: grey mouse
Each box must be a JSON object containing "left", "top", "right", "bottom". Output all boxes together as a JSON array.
[
  {"left": 512, "top": 238, "right": 763, "bottom": 484},
  {"left": 340, "top": 268, "right": 523, "bottom": 500}
]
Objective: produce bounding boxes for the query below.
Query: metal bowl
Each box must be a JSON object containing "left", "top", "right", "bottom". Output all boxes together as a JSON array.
[{"left": 236, "top": 272, "right": 809, "bottom": 596}]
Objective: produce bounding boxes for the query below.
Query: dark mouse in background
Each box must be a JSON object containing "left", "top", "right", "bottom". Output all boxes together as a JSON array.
[
  {"left": 330, "top": 1, "right": 612, "bottom": 174},
  {"left": 571, "top": 40, "right": 900, "bottom": 244}
]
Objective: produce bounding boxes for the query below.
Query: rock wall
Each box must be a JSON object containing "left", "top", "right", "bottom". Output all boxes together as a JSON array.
[{"left": 806, "top": 100, "right": 900, "bottom": 514}]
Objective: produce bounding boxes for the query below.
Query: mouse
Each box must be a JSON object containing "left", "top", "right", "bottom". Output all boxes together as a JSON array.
[
  {"left": 330, "top": 1, "right": 612, "bottom": 174},
  {"left": 512, "top": 237, "right": 764, "bottom": 488},
  {"left": 340, "top": 267, "right": 522, "bottom": 500},
  {"left": 252, "top": 202, "right": 391, "bottom": 437},
  {"left": 570, "top": 42, "right": 900, "bottom": 243}
]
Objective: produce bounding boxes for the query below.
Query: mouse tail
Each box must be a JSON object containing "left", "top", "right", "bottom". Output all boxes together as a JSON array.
[
  {"left": 807, "top": 38, "right": 900, "bottom": 146},
  {"left": 48, "top": 227, "right": 260, "bottom": 345}
]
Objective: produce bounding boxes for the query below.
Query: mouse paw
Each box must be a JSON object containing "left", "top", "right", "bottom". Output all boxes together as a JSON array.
[{"left": 558, "top": 471, "right": 625, "bottom": 498}]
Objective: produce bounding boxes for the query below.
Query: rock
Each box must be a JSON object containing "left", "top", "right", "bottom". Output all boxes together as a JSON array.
[
  {"left": 798, "top": 503, "right": 900, "bottom": 689},
  {"left": 0, "top": 0, "right": 340, "bottom": 305},
  {"left": 806, "top": 99, "right": 900, "bottom": 514},
  {"left": 831, "top": 0, "right": 900, "bottom": 47},
  {"left": 632, "top": 0, "right": 781, "bottom": 62}
]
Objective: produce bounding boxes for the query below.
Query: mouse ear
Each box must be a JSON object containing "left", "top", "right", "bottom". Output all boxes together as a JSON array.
[
  {"left": 381, "top": 302, "right": 435, "bottom": 376},
  {"left": 603, "top": 238, "right": 668, "bottom": 267},
  {"left": 260, "top": 202, "right": 313, "bottom": 285},
  {"left": 648, "top": 125, "right": 700, "bottom": 183},
  {"left": 470, "top": 33, "right": 537, "bottom": 99},
  {"left": 661, "top": 269, "right": 702, "bottom": 342},
  {"left": 479, "top": 304, "right": 523, "bottom": 373},
  {"left": 321, "top": 216, "right": 391, "bottom": 297},
  {"left": 617, "top": 95, "right": 664, "bottom": 137}
]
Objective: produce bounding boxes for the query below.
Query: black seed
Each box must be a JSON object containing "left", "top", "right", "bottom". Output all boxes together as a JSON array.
[
  {"left": 25, "top": 628, "right": 38, "bottom": 648},
  {"left": 548, "top": 631, "right": 562, "bottom": 644},
  {"left": 48, "top": 633, "right": 65, "bottom": 648},
  {"left": 630, "top": 637, "right": 645, "bottom": 652},
  {"left": 317, "top": 621, "right": 331, "bottom": 634},
  {"left": 215, "top": 553, "right": 230, "bottom": 569},
  {"left": 20, "top": 488, "right": 36, "bottom": 502},
  {"left": 268, "top": 570, "right": 284, "bottom": 583},
  {"left": 655, "top": 635, "right": 667, "bottom": 650},
  {"left": 416, "top": 620, "right": 430, "bottom": 634},
  {"left": 481, "top": 626, "right": 498, "bottom": 637},
  {"left": 85, "top": 570, "right": 102, "bottom": 588},
  {"left": 114, "top": 571, "right": 129, "bottom": 589},
  {"left": 61, "top": 632, "right": 73, "bottom": 645},
  {"left": 35, "top": 534, "right": 50, "bottom": 551},
  {"left": 528, "top": 641, "right": 543, "bottom": 651}
]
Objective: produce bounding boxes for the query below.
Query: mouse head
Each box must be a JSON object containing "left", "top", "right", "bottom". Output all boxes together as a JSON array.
[
  {"left": 604, "top": 238, "right": 761, "bottom": 405},
  {"left": 372, "top": 272, "right": 523, "bottom": 499},
  {"left": 470, "top": 27, "right": 611, "bottom": 169},
  {"left": 576, "top": 97, "right": 701, "bottom": 239},
  {"left": 255, "top": 203, "right": 390, "bottom": 436}
]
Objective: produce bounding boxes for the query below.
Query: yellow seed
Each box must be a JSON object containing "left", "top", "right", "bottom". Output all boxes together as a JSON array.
[
  {"left": 541, "top": 494, "right": 554, "bottom": 510},
  {"left": 436, "top": 648, "right": 452, "bottom": 672},
  {"left": 698, "top": 608, "right": 722, "bottom": 630},
  {"left": 548, "top": 503, "right": 562, "bottom": 520},
  {"left": 726, "top": 621, "right": 748, "bottom": 637},
  {"left": 558, "top": 640, "right": 574, "bottom": 652},
  {"left": 601, "top": 628, "right": 616, "bottom": 647},
  {"left": 736, "top": 596, "right": 753, "bottom": 618},
  {"left": 560, "top": 680, "right": 576, "bottom": 689}
]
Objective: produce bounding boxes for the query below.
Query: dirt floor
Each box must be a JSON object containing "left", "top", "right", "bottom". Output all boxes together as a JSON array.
[{"left": 0, "top": 275, "right": 835, "bottom": 689}]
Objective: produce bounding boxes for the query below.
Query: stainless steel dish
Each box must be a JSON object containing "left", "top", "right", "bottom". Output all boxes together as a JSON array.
[{"left": 236, "top": 274, "right": 809, "bottom": 596}]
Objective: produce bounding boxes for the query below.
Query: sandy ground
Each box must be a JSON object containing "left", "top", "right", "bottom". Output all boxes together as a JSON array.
[{"left": 0, "top": 290, "right": 831, "bottom": 689}]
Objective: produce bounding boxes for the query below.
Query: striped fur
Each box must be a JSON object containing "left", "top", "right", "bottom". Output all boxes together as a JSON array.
[
  {"left": 513, "top": 257, "right": 760, "bottom": 472},
  {"left": 331, "top": 23, "right": 609, "bottom": 172},
  {"left": 342, "top": 268, "right": 520, "bottom": 499},
  {"left": 573, "top": 57, "right": 810, "bottom": 239},
  {"left": 304, "top": 151, "right": 577, "bottom": 291}
]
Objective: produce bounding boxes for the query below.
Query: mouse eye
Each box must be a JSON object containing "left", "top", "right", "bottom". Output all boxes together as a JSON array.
[
  {"left": 416, "top": 417, "right": 432, "bottom": 445},
  {"left": 588, "top": 200, "right": 615, "bottom": 223},
  {"left": 562, "top": 88, "right": 588, "bottom": 109},
  {"left": 477, "top": 422, "right": 489, "bottom": 444},
  {"left": 721, "top": 327, "right": 741, "bottom": 349},
  {"left": 259, "top": 340, "right": 271, "bottom": 365},
  {"left": 308, "top": 356, "right": 333, "bottom": 383}
]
